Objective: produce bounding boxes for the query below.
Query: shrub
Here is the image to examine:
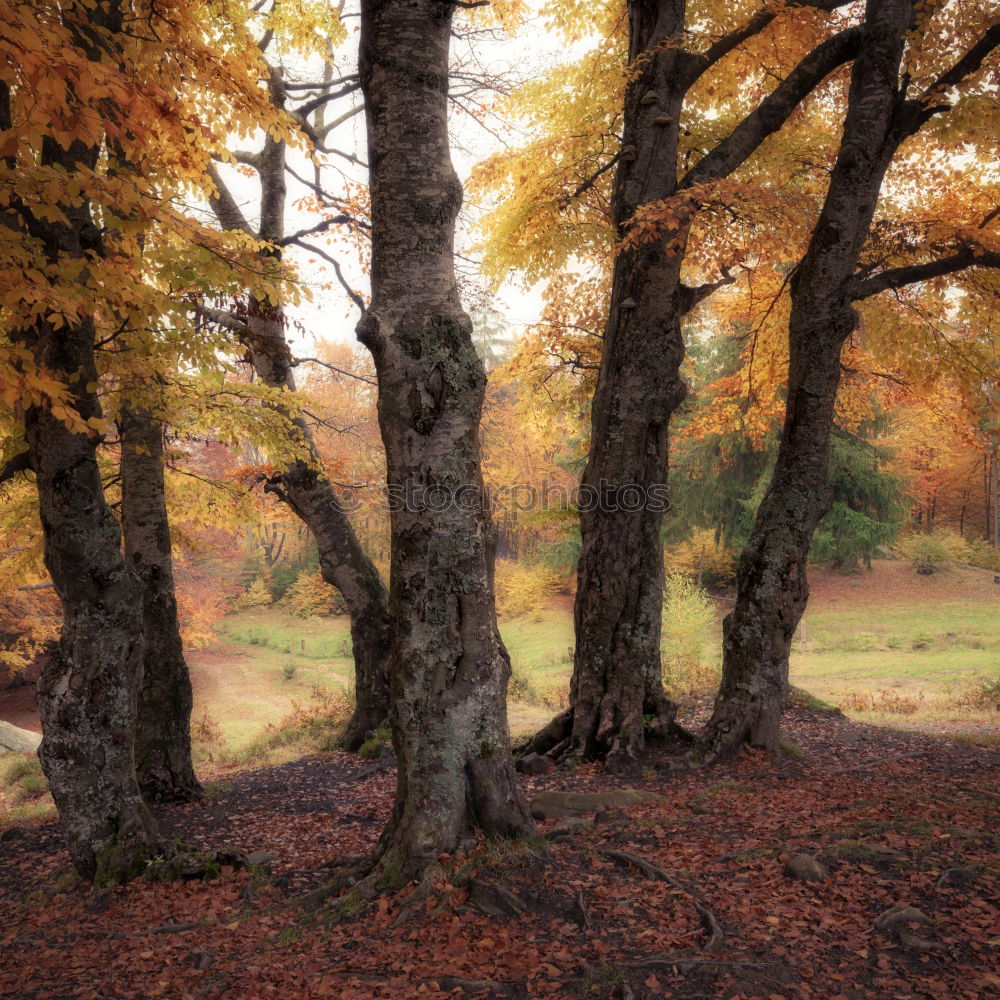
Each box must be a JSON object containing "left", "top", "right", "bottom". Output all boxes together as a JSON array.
[
  {"left": 896, "top": 529, "right": 969, "bottom": 574},
  {"left": 2, "top": 754, "right": 42, "bottom": 788},
  {"left": 282, "top": 661, "right": 298, "bottom": 681},
  {"left": 661, "top": 575, "right": 718, "bottom": 692},
  {"left": 837, "top": 688, "right": 924, "bottom": 715},
  {"left": 283, "top": 570, "right": 345, "bottom": 618},
  {"left": 965, "top": 537, "right": 1000, "bottom": 572},
  {"left": 235, "top": 577, "right": 272, "bottom": 609},
  {"left": 508, "top": 663, "right": 538, "bottom": 703},
  {"left": 664, "top": 529, "right": 737, "bottom": 589},
  {"left": 951, "top": 676, "right": 1000, "bottom": 712},
  {"left": 238, "top": 686, "right": 355, "bottom": 762},
  {"left": 494, "top": 561, "right": 560, "bottom": 620},
  {"left": 15, "top": 774, "right": 47, "bottom": 801},
  {"left": 358, "top": 722, "right": 392, "bottom": 759}
]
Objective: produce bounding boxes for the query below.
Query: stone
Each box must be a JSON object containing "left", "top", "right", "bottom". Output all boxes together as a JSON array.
[
  {"left": 466, "top": 878, "right": 525, "bottom": 918},
  {"left": 594, "top": 807, "right": 628, "bottom": 826},
  {"left": 245, "top": 850, "right": 276, "bottom": 869},
  {"left": 0, "top": 722, "right": 41, "bottom": 753},
  {"left": 899, "top": 931, "right": 941, "bottom": 951},
  {"left": 936, "top": 866, "right": 979, "bottom": 888},
  {"left": 517, "top": 753, "right": 555, "bottom": 776},
  {"left": 874, "top": 904, "right": 934, "bottom": 935},
  {"left": 529, "top": 788, "right": 662, "bottom": 820},
  {"left": 554, "top": 816, "right": 592, "bottom": 832},
  {"left": 783, "top": 854, "right": 828, "bottom": 882}
]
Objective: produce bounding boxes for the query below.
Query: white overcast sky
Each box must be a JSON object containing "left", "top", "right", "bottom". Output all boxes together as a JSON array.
[{"left": 216, "top": 5, "right": 581, "bottom": 358}]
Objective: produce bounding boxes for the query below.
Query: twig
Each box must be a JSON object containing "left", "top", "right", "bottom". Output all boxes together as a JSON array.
[{"left": 576, "top": 890, "right": 591, "bottom": 930}]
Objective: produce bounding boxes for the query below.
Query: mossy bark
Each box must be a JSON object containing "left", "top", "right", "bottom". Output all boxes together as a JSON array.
[
  {"left": 9, "top": 0, "right": 162, "bottom": 882},
  {"left": 524, "top": 2, "right": 690, "bottom": 765},
  {"left": 120, "top": 405, "right": 201, "bottom": 802},
  {"left": 701, "top": 0, "right": 915, "bottom": 760},
  {"left": 355, "top": 0, "right": 534, "bottom": 879}
]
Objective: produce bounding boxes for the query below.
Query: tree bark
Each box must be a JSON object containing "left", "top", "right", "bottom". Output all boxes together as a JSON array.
[
  {"left": 701, "top": 0, "right": 915, "bottom": 759},
  {"left": 120, "top": 406, "right": 202, "bottom": 801},
  {"left": 248, "top": 309, "right": 392, "bottom": 750},
  {"left": 522, "top": 4, "right": 865, "bottom": 766},
  {"left": 355, "top": 0, "right": 534, "bottom": 884},
  {"left": 8, "top": 0, "right": 162, "bottom": 882},
  {"left": 522, "top": 3, "right": 691, "bottom": 765},
  {"left": 207, "top": 76, "right": 392, "bottom": 751}
]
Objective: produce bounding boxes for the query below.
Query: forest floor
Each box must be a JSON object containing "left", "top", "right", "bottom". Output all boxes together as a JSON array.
[{"left": 1, "top": 702, "right": 998, "bottom": 1000}]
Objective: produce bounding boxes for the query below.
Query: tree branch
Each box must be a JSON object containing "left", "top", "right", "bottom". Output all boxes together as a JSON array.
[
  {"left": 277, "top": 213, "right": 366, "bottom": 248},
  {"left": 680, "top": 0, "right": 855, "bottom": 92},
  {"left": 895, "top": 23, "right": 1000, "bottom": 138},
  {"left": 561, "top": 150, "right": 624, "bottom": 208},
  {"left": 851, "top": 247, "right": 1000, "bottom": 300},
  {"left": 197, "top": 305, "right": 253, "bottom": 339},
  {"left": 679, "top": 266, "right": 737, "bottom": 313},
  {"left": 206, "top": 163, "right": 256, "bottom": 236},
  {"left": 296, "top": 81, "right": 363, "bottom": 120},
  {"left": 0, "top": 451, "right": 31, "bottom": 485},
  {"left": 678, "top": 25, "right": 865, "bottom": 191},
  {"left": 287, "top": 238, "right": 366, "bottom": 312}
]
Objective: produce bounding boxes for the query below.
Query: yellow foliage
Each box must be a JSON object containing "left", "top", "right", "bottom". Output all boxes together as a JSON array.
[
  {"left": 664, "top": 529, "right": 737, "bottom": 588},
  {"left": 494, "top": 561, "right": 560, "bottom": 620},
  {"left": 235, "top": 578, "right": 273, "bottom": 610},
  {"left": 282, "top": 570, "right": 344, "bottom": 618},
  {"left": 661, "top": 575, "right": 718, "bottom": 694}
]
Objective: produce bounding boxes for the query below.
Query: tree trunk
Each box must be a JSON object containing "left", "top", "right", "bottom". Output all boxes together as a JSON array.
[
  {"left": 248, "top": 310, "right": 392, "bottom": 750},
  {"left": 355, "top": 0, "right": 534, "bottom": 884},
  {"left": 120, "top": 406, "right": 202, "bottom": 801},
  {"left": 7, "top": 0, "right": 162, "bottom": 882},
  {"left": 522, "top": 2, "right": 694, "bottom": 764},
  {"left": 208, "top": 84, "right": 392, "bottom": 750},
  {"left": 992, "top": 449, "right": 999, "bottom": 550},
  {"left": 701, "top": 0, "right": 914, "bottom": 760}
]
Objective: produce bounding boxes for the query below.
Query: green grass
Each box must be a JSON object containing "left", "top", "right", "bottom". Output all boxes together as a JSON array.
[
  {"left": 187, "top": 563, "right": 998, "bottom": 758},
  {"left": 789, "top": 589, "right": 1000, "bottom": 725}
]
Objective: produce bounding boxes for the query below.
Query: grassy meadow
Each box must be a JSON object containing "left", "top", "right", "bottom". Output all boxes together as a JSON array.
[
  {"left": 2, "top": 560, "right": 997, "bottom": 825},
  {"left": 185, "top": 559, "right": 999, "bottom": 755}
]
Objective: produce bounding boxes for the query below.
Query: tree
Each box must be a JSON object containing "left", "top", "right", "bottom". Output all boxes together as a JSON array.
[
  {"left": 2, "top": 0, "right": 162, "bottom": 880},
  {"left": 498, "top": 0, "right": 867, "bottom": 765},
  {"left": 120, "top": 402, "right": 202, "bottom": 802},
  {"left": 1, "top": 0, "right": 299, "bottom": 879},
  {"left": 350, "top": 0, "right": 534, "bottom": 889},
  {"left": 701, "top": 0, "right": 1000, "bottom": 759},
  {"left": 204, "top": 2, "right": 393, "bottom": 750}
]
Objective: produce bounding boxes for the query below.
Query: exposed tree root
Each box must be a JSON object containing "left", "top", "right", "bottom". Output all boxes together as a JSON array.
[
  {"left": 516, "top": 705, "right": 694, "bottom": 770},
  {"left": 599, "top": 849, "right": 724, "bottom": 951}
]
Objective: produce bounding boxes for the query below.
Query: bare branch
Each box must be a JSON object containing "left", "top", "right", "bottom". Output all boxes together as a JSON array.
[
  {"left": 678, "top": 25, "right": 865, "bottom": 191},
  {"left": 852, "top": 247, "right": 1000, "bottom": 300},
  {"left": 287, "top": 238, "right": 366, "bottom": 312}
]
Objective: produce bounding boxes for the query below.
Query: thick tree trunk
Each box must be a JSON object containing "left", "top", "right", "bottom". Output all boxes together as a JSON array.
[
  {"left": 355, "top": 0, "right": 534, "bottom": 884},
  {"left": 701, "top": 0, "right": 914, "bottom": 760},
  {"left": 8, "top": 0, "right": 161, "bottom": 882},
  {"left": 524, "top": 3, "right": 691, "bottom": 764},
  {"left": 120, "top": 406, "right": 202, "bottom": 801}
]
